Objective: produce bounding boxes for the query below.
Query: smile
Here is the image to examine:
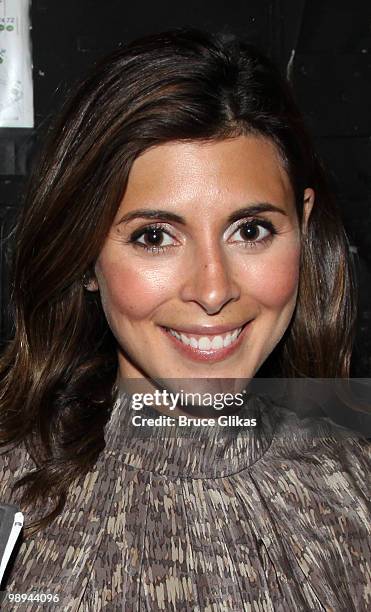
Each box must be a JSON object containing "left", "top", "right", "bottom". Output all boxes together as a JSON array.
[
  {"left": 168, "top": 327, "right": 243, "bottom": 349},
  {"left": 161, "top": 322, "right": 252, "bottom": 362}
]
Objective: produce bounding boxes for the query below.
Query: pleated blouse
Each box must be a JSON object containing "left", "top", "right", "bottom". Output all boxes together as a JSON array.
[{"left": 0, "top": 392, "right": 370, "bottom": 611}]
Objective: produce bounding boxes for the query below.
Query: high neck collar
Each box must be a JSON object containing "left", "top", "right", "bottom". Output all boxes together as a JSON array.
[{"left": 103, "top": 390, "right": 277, "bottom": 479}]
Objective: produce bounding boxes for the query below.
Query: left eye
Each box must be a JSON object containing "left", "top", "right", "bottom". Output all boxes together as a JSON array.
[
  {"left": 231, "top": 221, "right": 271, "bottom": 243},
  {"left": 135, "top": 227, "right": 174, "bottom": 248}
]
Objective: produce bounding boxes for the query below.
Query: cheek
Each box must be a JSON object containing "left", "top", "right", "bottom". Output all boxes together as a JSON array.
[
  {"left": 240, "top": 244, "right": 300, "bottom": 309},
  {"left": 95, "top": 259, "right": 172, "bottom": 320}
]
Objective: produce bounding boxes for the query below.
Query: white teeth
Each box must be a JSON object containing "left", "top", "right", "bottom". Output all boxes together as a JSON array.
[
  {"left": 231, "top": 329, "right": 239, "bottom": 341},
  {"left": 211, "top": 336, "right": 224, "bottom": 349},
  {"left": 198, "top": 337, "right": 211, "bottom": 350},
  {"left": 168, "top": 326, "right": 243, "bottom": 350}
]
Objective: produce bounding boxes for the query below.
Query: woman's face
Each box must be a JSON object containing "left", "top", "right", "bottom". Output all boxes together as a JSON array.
[{"left": 90, "top": 135, "right": 314, "bottom": 382}]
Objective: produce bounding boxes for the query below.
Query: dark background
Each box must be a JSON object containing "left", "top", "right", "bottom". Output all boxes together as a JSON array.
[{"left": 0, "top": 0, "right": 370, "bottom": 374}]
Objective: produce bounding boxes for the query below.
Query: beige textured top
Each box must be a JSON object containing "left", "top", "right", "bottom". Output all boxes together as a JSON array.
[{"left": 0, "top": 392, "right": 370, "bottom": 611}]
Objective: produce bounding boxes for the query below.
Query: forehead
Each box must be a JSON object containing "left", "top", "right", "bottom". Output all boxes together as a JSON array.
[{"left": 118, "top": 135, "right": 295, "bottom": 216}]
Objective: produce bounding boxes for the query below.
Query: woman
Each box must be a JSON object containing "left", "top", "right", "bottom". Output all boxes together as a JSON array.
[{"left": 0, "top": 28, "right": 370, "bottom": 611}]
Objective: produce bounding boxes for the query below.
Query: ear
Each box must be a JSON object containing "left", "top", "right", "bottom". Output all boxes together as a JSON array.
[
  {"left": 83, "top": 271, "right": 99, "bottom": 292},
  {"left": 302, "top": 188, "right": 315, "bottom": 233}
]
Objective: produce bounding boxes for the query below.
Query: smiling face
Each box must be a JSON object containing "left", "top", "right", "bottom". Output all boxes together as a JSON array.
[{"left": 89, "top": 135, "right": 314, "bottom": 385}]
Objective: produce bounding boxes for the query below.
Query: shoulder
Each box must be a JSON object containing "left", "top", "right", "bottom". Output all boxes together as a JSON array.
[
  {"left": 265, "top": 398, "right": 371, "bottom": 476},
  {"left": 257, "top": 399, "right": 371, "bottom": 531}
]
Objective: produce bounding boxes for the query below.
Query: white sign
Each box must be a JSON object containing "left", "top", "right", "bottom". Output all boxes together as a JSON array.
[{"left": 0, "top": 0, "right": 33, "bottom": 127}]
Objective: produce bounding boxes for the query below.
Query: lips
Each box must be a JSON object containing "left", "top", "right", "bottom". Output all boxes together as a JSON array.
[{"left": 160, "top": 321, "right": 252, "bottom": 362}]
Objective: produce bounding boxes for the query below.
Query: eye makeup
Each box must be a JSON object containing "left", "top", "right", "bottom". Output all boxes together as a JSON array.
[{"left": 125, "top": 217, "right": 279, "bottom": 255}]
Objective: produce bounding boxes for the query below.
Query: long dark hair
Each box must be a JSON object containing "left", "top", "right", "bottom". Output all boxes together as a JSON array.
[{"left": 0, "top": 28, "right": 357, "bottom": 532}]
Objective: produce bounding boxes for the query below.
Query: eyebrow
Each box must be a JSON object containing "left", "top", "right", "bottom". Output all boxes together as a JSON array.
[{"left": 116, "top": 202, "right": 288, "bottom": 226}]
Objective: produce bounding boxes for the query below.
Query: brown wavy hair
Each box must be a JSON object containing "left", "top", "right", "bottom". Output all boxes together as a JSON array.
[{"left": 0, "top": 29, "right": 357, "bottom": 532}]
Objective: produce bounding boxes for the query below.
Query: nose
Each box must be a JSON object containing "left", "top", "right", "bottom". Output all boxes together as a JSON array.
[{"left": 179, "top": 244, "right": 240, "bottom": 315}]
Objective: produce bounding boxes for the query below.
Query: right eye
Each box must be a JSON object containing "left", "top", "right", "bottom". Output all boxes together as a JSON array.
[{"left": 129, "top": 224, "right": 177, "bottom": 253}]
